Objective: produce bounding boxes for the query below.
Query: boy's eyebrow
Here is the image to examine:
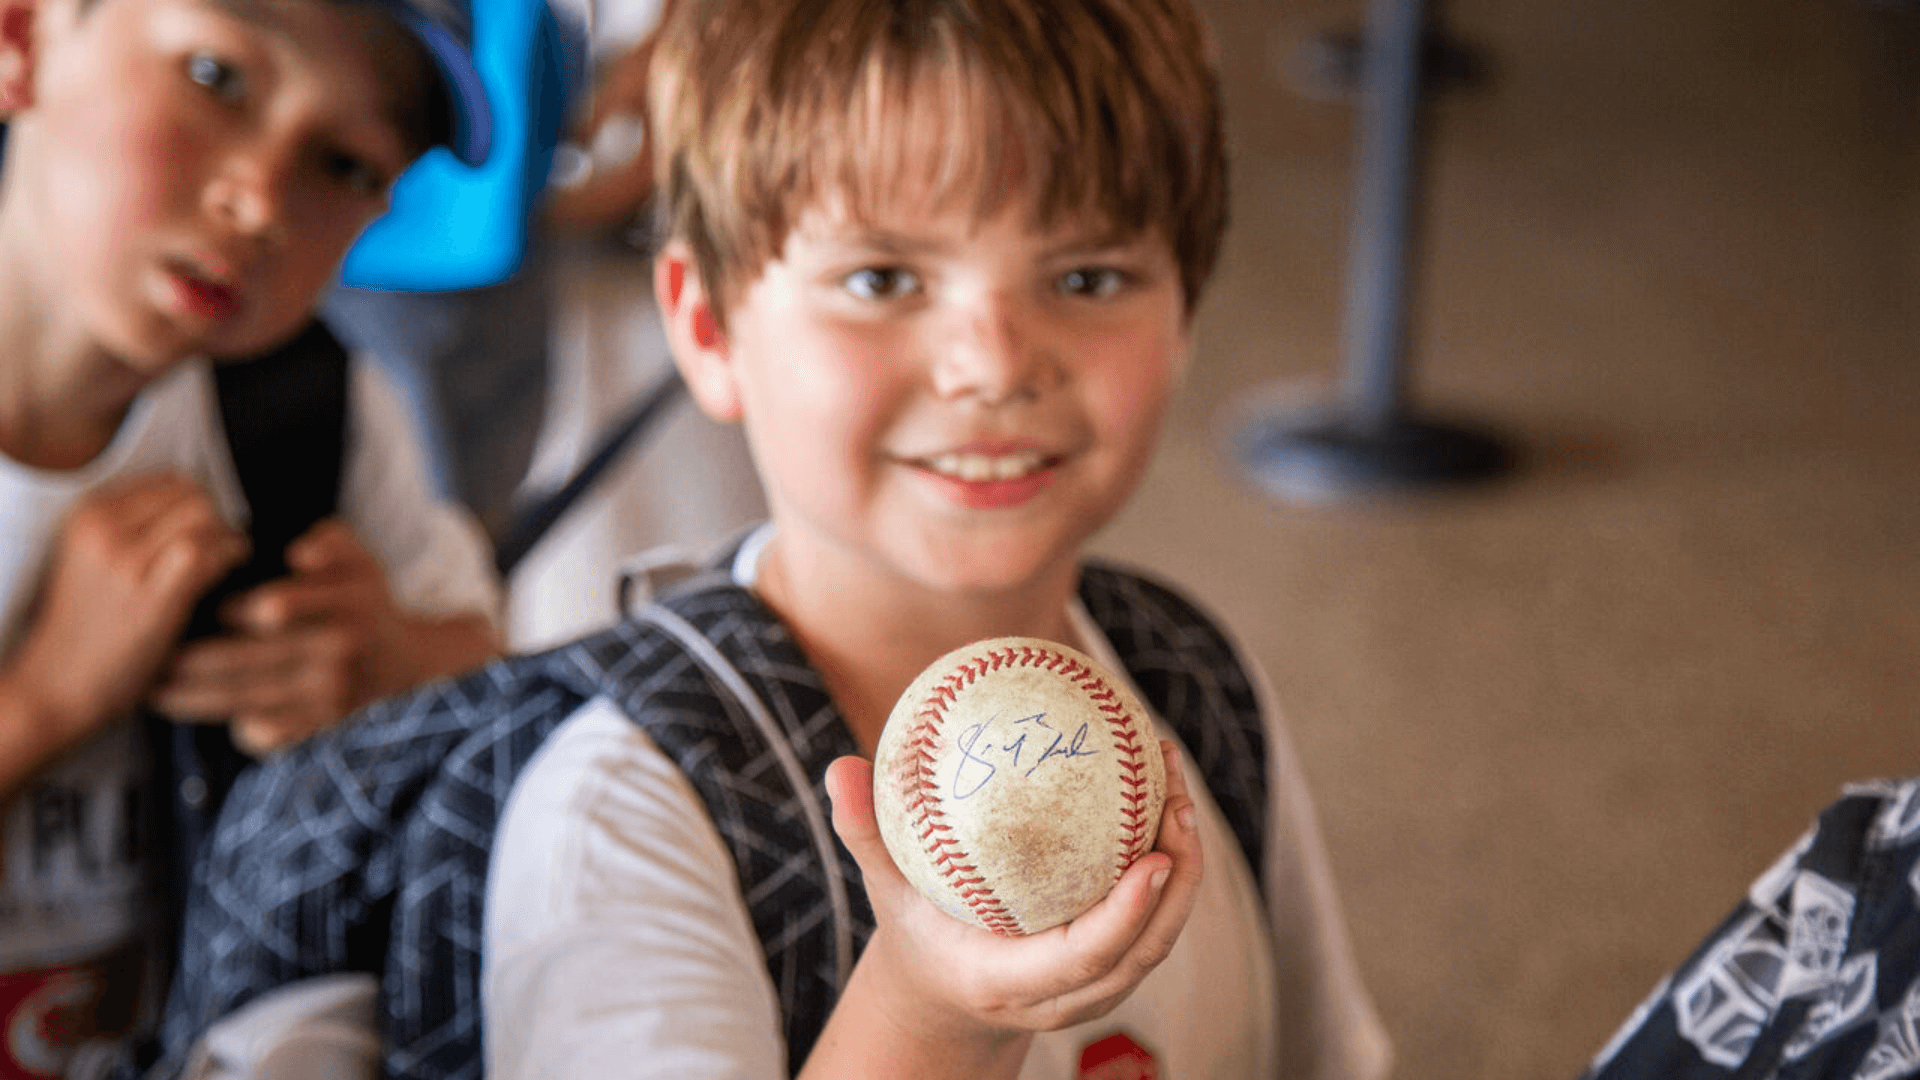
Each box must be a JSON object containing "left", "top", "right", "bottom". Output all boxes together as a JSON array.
[
  {"left": 1039, "top": 228, "right": 1152, "bottom": 258},
  {"left": 205, "top": 0, "right": 288, "bottom": 32},
  {"left": 816, "top": 226, "right": 942, "bottom": 257},
  {"left": 815, "top": 223, "right": 1149, "bottom": 260}
]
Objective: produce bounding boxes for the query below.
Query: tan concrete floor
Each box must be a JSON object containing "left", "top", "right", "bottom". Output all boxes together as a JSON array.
[{"left": 1089, "top": 1, "right": 1920, "bottom": 1077}]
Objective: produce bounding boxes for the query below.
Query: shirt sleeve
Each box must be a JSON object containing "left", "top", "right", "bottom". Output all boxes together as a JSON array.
[
  {"left": 484, "top": 698, "right": 788, "bottom": 1080},
  {"left": 339, "top": 357, "right": 503, "bottom": 625},
  {"left": 1249, "top": 658, "right": 1395, "bottom": 1080}
]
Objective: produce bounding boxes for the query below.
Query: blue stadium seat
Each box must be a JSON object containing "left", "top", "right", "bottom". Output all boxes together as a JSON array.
[{"left": 340, "top": 0, "right": 571, "bottom": 291}]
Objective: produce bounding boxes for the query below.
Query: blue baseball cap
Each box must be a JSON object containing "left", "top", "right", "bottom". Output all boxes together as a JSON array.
[{"left": 369, "top": 0, "right": 494, "bottom": 165}]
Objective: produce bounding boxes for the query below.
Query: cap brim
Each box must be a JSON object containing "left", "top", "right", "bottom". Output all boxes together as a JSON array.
[{"left": 404, "top": 17, "right": 493, "bottom": 166}]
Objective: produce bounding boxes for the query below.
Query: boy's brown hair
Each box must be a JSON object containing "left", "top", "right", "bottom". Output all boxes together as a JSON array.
[{"left": 649, "top": 0, "right": 1228, "bottom": 323}]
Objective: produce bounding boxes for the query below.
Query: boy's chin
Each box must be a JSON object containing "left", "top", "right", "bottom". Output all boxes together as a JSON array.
[
  {"left": 95, "top": 329, "right": 202, "bottom": 382},
  {"left": 105, "top": 318, "right": 272, "bottom": 373},
  {"left": 900, "top": 536, "right": 1086, "bottom": 601},
  {"left": 199, "top": 317, "right": 325, "bottom": 362}
]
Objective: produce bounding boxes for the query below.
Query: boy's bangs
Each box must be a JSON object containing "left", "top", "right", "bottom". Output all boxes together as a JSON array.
[
  {"left": 825, "top": 44, "right": 1018, "bottom": 230},
  {"left": 660, "top": 0, "right": 1225, "bottom": 307},
  {"left": 802, "top": 7, "right": 1184, "bottom": 251}
]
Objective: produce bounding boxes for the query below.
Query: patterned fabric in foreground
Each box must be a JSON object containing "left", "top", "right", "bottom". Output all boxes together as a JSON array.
[{"left": 1583, "top": 779, "right": 1920, "bottom": 1080}]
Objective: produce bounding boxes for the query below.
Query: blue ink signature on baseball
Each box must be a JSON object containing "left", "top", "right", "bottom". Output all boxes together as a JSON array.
[{"left": 952, "top": 712, "right": 1098, "bottom": 800}]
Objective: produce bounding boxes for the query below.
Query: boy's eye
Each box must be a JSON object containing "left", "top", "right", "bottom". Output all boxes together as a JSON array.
[
  {"left": 843, "top": 267, "right": 920, "bottom": 301},
  {"left": 185, "top": 51, "right": 245, "bottom": 102},
  {"left": 1057, "top": 267, "right": 1128, "bottom": 299},
  {"left": 323, "top": 150, "right": 389, "bottom": 199}
]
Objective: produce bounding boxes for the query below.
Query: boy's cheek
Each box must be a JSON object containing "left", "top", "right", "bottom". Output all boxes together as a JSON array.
[{"left": 1097, "top": 369, "right": 1181, "bottom": 467}]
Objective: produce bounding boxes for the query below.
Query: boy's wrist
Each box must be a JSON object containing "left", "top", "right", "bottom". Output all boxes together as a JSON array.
[
  {"left": 867, "top": 927, "right": 1033, "bottom": 1055},
  {"left": 807, "top": 938, "right": 1033, "bottom": 1080}
]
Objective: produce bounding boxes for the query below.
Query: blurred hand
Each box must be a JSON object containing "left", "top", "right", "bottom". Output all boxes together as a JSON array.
[
  {"left": 2, "top": 473, "right": 248, "bottom": 747},
  {"left": 150, "top": 518, "right": 424, "bottom": 754},
  {"left": 543, "top": 28, "right": 661, "bottom": 234}
]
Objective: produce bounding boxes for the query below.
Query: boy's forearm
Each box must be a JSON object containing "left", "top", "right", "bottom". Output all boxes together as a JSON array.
[
  {"left": 0, "top": 664, "right": 94, "bottom": 798},
  {"left": 800, "top": 943, "right": 1033, "bottom": 1080}
]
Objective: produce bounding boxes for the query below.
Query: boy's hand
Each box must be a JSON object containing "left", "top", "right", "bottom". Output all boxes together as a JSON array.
[
  {"left": 149, "top": 518, "right": 498, "bottom": 755},
  {"left": 812, "top": 741, "right": 1202, "bottom": 1077},
  {"left": 1, "top": 473, "right": 249, "bottom": 748},
  {"left": 542, "top": 6, "right": 673, "bottom": 233}
]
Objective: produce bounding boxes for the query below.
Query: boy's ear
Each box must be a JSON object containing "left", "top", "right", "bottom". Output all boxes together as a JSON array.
[
  {"left": 654, "top": 241, "right": 742, "bottom": 423},
  {"left": 0, "top": 0, "right": 38, "bottom": 113}
]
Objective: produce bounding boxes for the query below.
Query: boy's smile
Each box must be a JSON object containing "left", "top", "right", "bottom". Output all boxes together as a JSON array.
[
  {"left": 0, "top": 0, "right": 425, "bottom": 374},
  {"left": 677, "top": 195, "right": 1192, "bottom": 605},
  {"left": 897, "top": 442, "right": 1064, "bottom": 511}
]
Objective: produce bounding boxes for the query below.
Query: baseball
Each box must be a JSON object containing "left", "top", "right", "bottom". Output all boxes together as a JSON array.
[{"left": 871, "top": 636, "right": 1167, "bottom": 936}]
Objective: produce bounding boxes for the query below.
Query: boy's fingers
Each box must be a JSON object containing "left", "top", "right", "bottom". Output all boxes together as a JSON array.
[
  {"left": 229, "top": 521, "right": 381, "bottom": 629},
  {"left": 145, "top": 524, "right": 250, "bottom": 608},
  {"left": 825, "top": 756, "right": 880, "bottom": 852},
  {"left": 979, "top": 743, "right": 1197, "bottom": 1019},
  {"left": 989, "top": 851, "right": 1166, "bottom": 1009},
  {"left": 150, "top": 631, "right": 350, "bottom": 719},
  {"left": 285, "top": 517, "right": 373, "bottom": 575},
  {"left": 90, "top": 471, "right": 209, "bottom": 530},
  {"left": 140, "top": 486, "right": 246, "bottom": 566},
  {"left": 225, "top": 579, "right": 354, "bottom": 631},
  {"left": 67, "top": 474, "right": 223, "bottom": 566},
  {"left": 162, "top": 634, "right": 301, "bottom": 684},
  {"left": 1046, "top": 743, "right": 1204, "bottom": 1016},
  {"left": 826, "top": 756, "right": 912, "bottom": 902},
  {"left": 230, "top": 708, "right": 338, "bottom": 757},
  {"left": 154, "top": 678, "right": 332, "bottom": 724}
]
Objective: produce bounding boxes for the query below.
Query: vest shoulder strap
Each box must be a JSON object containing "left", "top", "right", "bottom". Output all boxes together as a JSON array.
[{"left": 1078, "top": 560, "right": 1270, "bottom": 882}]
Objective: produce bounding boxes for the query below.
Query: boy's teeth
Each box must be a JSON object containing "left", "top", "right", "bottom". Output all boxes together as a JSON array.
[{"left": 927, "top": 452, "right": 1045, "bottom": 481}]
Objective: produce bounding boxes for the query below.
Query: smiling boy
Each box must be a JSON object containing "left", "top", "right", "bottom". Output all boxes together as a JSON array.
[
  {"left": 0, "top": 0, "right": 502, "bottom": 1070},
  {"left": 480, "top": 0, "right": 1390, "bottom": 1077}
]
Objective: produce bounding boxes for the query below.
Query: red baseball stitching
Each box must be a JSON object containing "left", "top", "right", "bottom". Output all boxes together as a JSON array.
[{"left": 899, "top": 644, "right": 1153, "bottom": 936}]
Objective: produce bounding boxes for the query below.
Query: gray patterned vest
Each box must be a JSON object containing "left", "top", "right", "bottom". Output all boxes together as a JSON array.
[{"left": 152, "top": 562, "right": 1269, "bottom": 1079}]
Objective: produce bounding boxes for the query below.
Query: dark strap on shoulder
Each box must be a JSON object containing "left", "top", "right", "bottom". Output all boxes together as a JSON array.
[
  {"left": 190, "top": 318, "right": 350, "bottom": 638},
  {"left": 144, "top": 321, "right": 353, "bottom": 1073},
  {"left": 1077, "top": 561, "right": 1269, "bottom": 887},
  {"left": 170, "top": 318, "right": 350, "bottom": 817},
  {"left": 600, "top": 578, "right": 870, "bottom": 1075}
]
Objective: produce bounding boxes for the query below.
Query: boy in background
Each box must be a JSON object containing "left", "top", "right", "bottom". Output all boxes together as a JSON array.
[{"left": 0, "top": 0, "right": 503, "bottom": 1070}]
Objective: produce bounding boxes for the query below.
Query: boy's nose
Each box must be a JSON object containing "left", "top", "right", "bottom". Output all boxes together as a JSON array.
[
  {"left": 203, "top": 146, "right": 293, "bottom": 243},
  {"left": 930, "top": 299, "right": 1063, "bottom": 404}
]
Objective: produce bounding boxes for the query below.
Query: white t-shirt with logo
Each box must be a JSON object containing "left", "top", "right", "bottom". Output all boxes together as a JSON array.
[{"left": 0, "top": 356, "right": 500, "bottom": 1073}]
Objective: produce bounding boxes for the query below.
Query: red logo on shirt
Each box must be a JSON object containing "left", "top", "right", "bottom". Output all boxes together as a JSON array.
[
  {"left": 1078, "top": 1032, "right": 1159, "bottom": 1080},
  {"left": 0, "top": 963, "right": 105, "bottom": 1079}
]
